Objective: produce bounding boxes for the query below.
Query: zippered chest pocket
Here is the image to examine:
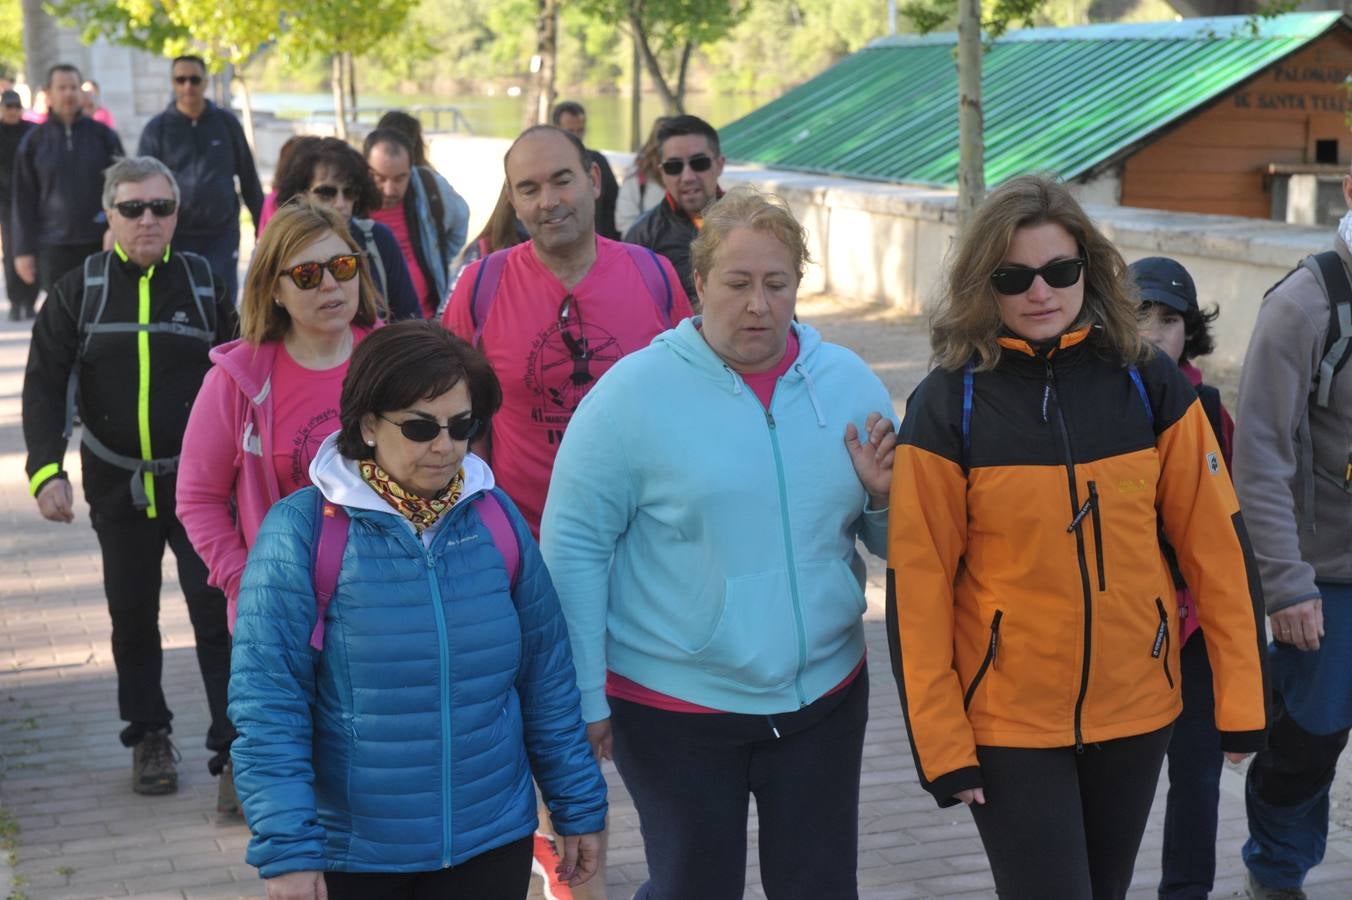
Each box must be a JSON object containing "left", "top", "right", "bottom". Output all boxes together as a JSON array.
[{"left": 1067, "top": 480, "right": 1106, "bottom": 592}]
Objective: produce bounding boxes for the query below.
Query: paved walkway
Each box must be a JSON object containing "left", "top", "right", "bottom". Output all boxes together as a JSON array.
[{"left": 1, "top": 299, "right": 1350, "bottom": 898}]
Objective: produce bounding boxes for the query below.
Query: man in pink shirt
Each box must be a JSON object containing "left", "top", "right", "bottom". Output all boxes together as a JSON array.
[
  {"left": 443, "top": 125, "right": 691, "bottom": 900},
  {"left": 442, "top": 125, "right": 692, "bottom": 538}
]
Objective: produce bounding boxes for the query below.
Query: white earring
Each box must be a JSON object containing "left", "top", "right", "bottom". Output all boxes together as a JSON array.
[{"left": 365, "top": 439, "right": 375, "bottom": 447}]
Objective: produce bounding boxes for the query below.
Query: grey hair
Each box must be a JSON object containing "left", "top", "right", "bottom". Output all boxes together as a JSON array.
[{"left": 102, "top": 156, "right": 180, "bottom": 209}]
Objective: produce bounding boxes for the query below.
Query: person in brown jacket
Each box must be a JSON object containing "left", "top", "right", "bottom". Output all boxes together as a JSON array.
[
  {"left": 888, "top": 175, "right": 1269, "bottom": 899},
  {"left": 1234, "top": 172, "right": 1352, "bottom": 900}
]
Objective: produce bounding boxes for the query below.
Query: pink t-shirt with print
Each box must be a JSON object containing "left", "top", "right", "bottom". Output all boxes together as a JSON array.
[
  {"left": 442, "top": 237, "right": 692, "bottom": 536},
  {"left": 270, "top": 343, "right": 350, "bottom": 496}
]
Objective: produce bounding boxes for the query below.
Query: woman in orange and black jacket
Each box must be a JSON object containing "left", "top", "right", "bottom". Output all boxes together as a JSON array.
[{"left": 887, "top": 175, "right": 1269, "bottom": 900}]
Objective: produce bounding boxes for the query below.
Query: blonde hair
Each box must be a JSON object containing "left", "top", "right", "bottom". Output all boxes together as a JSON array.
[
  {"left": 690, "top": 185, "right": 810, "bottom": 283},
  {"left": 931, "top": 174, "right": 1145, "bottom": 372},
  {"left": 240, "top": 202, "right": 382, "bottom": 345}
]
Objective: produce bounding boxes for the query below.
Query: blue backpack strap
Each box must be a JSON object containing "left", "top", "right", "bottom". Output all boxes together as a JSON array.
[
  {"left": 310, "top": 493, "right": 351, "bottom": 651},
  {"left": 468, "top": 249, "right": 511, "bottom": 347},
  {"left": 961, "top": 360, "right": 975, "bottom": 473},
  {"left": 621, "top": 243, "right": 673, "bottom": 327},
  {"left": 1127, "top": 364, "right": 1154, "bottom": 429},
  {"left": 473, "top": 491, "right": 520, "bottom": 589}
]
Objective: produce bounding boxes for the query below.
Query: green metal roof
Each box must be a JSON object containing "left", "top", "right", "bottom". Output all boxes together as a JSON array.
[{"left": 720, "top": 12, "right": 1349, "bottom": 188}]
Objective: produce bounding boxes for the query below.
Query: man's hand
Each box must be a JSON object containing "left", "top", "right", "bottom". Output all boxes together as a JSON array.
[
  {"left": 953, "top": 787, "right": 986, "bottom": 806},
  {"left": 264, "top": 871, "right": 327, "bottom": 900},
  {"left": 586, "top": 719, "right": 612, "bottom": 762},
  {"left": 15, "top": 255, "right": 35, "bottom": 285},
  {"left": 1270, "top": 598, "right": 1323, "bottom": 652},
  {"left": 36, "top": 479, "right": 74, "bottom": 523},
  {"left": 557, "top": 833, "right": 603, "bottom": 887}
]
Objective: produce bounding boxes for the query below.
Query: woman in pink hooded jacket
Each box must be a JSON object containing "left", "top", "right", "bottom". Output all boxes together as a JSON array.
[{"left": 178, "top": 203, "right": 381, "bottom": 625}]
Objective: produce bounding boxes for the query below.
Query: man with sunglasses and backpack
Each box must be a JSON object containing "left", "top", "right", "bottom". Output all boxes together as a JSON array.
[
  {"left": 1234, "top": 167, "right": 1352, "bottom": 900},
  {"left": 21, "top": 157, "right": 240, "bottom": 812},
  {"left": 138, "top": 55, "right": 264, "bottom": 305},
  {"left": 622, "top": 115, "right": 725, "bottom": 311}
]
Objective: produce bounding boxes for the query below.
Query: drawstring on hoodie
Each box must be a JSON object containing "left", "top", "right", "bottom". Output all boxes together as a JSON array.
[
  {"left": 795, "top": 364, "right": 827, "bottom": 427},
  {"left": 767, "top": 715, "right": 781, "bottom": 739}
]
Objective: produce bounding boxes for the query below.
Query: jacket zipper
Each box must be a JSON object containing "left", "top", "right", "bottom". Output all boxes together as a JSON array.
[
  {"left": 1045, "top": 357, "right": 1095, "bottom": 752},
  {"left": 763, "top": 402, "right": 809, "bottom": 708},
  {"left": 963, "top": 610, "right": 1003, "bottom": 710},
  {"left": 1089, "top": 481, "right": 1105, "bottom": 592},
  {"left": 422, "top": 544, "right": 455, "bottom": 866},
  {"left": 1153, "top": 598, "right": 1174, "bottom": 689}
]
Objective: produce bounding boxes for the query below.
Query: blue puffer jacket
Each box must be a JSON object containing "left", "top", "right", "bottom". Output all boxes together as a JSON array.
[{"left": 229, "top": 439, "right": 606, "bottom": 877}]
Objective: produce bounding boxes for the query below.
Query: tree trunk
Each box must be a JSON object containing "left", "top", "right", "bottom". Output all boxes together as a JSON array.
[
  {"left": 331, "top": 54, "right": 348, "bottom": 140},
  {"left": 346, "top": 52, "right": 358, "bottom": 125},
  {"left": 673, "top": 41, "right": 693, "bottom": 113},
  {"left": 538, "top": 0, "right": 558, "bottom": 126},
  {"left": 236, "top": 71, "right": 257, "bottom": 154},
  {"left": 956, "top": 0, "right": 985, "bottom": 229},
  {"left": 630, "top": 25, "right": 642, "bottom": 151},
  {"left": 631, "top": 13, "right": 680, "bottom": 114}
]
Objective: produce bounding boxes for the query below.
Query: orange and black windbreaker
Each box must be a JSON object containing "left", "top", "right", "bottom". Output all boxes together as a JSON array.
[{"left": 887, "top": 328, "right": 1268, "bottom": 808}]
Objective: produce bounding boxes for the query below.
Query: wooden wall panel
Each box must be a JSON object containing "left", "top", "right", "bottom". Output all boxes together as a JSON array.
[{"left": 1120, "top": 29, "right": 1352, "bottom": 219}]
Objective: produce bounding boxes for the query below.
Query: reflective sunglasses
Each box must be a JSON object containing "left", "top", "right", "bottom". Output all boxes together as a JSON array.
[
  {"left": 660, "top": 154, "right": 714, "bottom": 177},
  {"left": 174, "top": 75, "right": 203, "bottom": 86},
  {"left": 379, "top": 413, "right": 481, "bottom": 443},
  {"left": 113, "top": 199, "right": 178, "bottom": 219},
  {"left": 990, "top": 258, "right": 1085, "bottom": 295},
  {"left": 281, "top": 254, "right": 361, "bottom": 290},
  {"left": 310, "top": 184, "right": 359, "bottom": 202}
]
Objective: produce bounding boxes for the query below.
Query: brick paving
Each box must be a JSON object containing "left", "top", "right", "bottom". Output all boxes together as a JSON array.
[{"left": 1, "top": 299, "right": 1350, "bottom": 898}]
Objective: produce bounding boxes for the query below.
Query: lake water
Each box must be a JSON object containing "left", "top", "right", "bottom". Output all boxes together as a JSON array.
[{"left": 242, "top": 91, "right": 769, "bottom": 152}]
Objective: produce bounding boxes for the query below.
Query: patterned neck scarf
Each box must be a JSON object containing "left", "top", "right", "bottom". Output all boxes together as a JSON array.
[{"left": 359, "top": 460, "right": 464, "bottom": 535}]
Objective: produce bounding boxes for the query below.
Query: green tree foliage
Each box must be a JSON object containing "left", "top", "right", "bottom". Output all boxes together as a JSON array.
[{"left": 0, "top": 0, "right": 24, "bottom": 76}]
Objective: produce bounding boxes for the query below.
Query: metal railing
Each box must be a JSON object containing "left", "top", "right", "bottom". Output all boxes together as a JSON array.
[{"left": 304, "top": 104, "right": 474, "bottom": 135}]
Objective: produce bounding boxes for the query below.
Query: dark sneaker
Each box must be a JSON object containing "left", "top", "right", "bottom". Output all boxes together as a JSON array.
[
  {"left": 217, "top": 760, "right": 242, "bottom": 817},
  {"left": 132, "top": 728, "right": 178, "bottom": 795},
  {"left": 1246, "top": 872, "right": 1307, "bottom": 900}
]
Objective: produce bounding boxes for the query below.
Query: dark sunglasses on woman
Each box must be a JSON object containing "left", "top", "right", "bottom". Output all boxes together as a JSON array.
[
  {"left": 660, "top": 154, "right": 714, "bottom": 177},
  {"left": 990, "top": 258, "right": 1085, "bottom": 295},
  {"left": 310, "top": 184, "right": 360, "bottom": 202},
  {"left": 282, "top": 254, "right": 361, "bottom": 290},
  {"left": 114, "top": 199, "right": 178, "bottom": 219},
  {"left": 379, "top": 413, "right": 482, "bottom": 443}
]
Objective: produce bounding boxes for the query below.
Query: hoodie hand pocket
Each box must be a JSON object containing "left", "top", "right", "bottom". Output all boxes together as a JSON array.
[{"left": 693, "top": 570, "right": 798, "bottom": 688}]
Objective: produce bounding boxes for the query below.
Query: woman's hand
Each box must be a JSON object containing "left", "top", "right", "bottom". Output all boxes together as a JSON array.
[
  {"left": 1270, "top": 598, "right": 1323, "bottom": 652},
  {"left": 557, "top": 832, "right": 603, "bottom": 887},
  {"left": 586, "top": 719, "right": 613, "bottom": 761},
  {"left": 265, "top": 871, "right": 327, "bottom": 900},
  {"left": 953, "top": 787, "right": 986, "bottom": 806},
  {"left": 845, "top": 411, "right": 898, "bottom": 507}
]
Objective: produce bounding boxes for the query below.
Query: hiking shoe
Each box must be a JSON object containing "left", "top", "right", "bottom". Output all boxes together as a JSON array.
[
  {"left": 131, "top": 727, "right": 179, "bottom": 795},
  {"left": 1246, "top": 871, "right": 1307, "bottom": 900},
  {"left": 216, "top": 759, "right": 242, "bottom": 817}
]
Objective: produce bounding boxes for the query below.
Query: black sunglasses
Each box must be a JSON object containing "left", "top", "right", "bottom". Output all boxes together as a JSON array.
[
  {"left": 174, "top": 75, "right": 203, "bottom": 86},
  {"left": 660, "top": 154, "right": 714, "bottom": 177},
  {"left": 114, "top": 199, "right": 178, "bottom": 219},
  {"left": 282, "top": 254, "right": 361, "bottom": 290},
  {"left": 379, "top": 413, "right": 481, "bottom": 443},
  {"left": 310, "top": 184, "right": 359, "bottom": 202},
  {"left": 990, "top": 258, "right": 1085, "bottom": 295}
]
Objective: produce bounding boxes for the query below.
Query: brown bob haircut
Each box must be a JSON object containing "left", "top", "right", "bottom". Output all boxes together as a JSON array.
[
  {"left": 239, "top": 202, "right": 382, "bottom": 345},
  {"left": 336, "top": 320, "right": 503, "bottom": 461},
  {"left": 930, "top": 174, "right": 1145, "bottom": 372}
]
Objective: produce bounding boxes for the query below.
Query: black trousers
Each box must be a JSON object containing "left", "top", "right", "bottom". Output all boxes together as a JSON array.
[
  {"left": 969, "top": 725, "right": 1173, "bottom": 900},
  {"left": 324, "top": 836, "right": 534, "bottom": 900},
  {"left": 0, "top": 202, "right": 38, "bottom": 313},
  {"left": 39, "top": 241, "right": 102, "bottom": 294},
  {"left": 91, "top": 504, "right": 234, "bottom": 760},
  {"left": 611, "top": 666, "right": 869, "bottom": 900}
]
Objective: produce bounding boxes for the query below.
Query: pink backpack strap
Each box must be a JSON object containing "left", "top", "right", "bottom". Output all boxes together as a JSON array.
[
  {"left": 619, "top": 243, "right": 673, "bottom": 327},
  {"left": 310, "top": 497, "right": 351, "bottom": 651},
  {"left": 468, "top": 249, "right": 511, "bottom": 348},
  {"left": 473, "top": 492, "right": 520, "bottom": 589}
]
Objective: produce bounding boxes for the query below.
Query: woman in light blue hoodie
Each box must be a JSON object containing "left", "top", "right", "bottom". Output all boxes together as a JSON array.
[{"left": 540, "top": 186, "right": 896, "bottom": 900}]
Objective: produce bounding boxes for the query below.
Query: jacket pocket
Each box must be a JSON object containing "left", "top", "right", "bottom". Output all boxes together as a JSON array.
[
  {"left": 963, "top": 610, "right": 1003, "bottom": 710},
  {"left": 1152, "top": 597, "right": 1174, "bottom": 689},
  {"left": 1089, "top": 481, "right": 1105, "bottom": 592},
  {"left": 692, "top": 570, "right": 799, "bottom": 689}
]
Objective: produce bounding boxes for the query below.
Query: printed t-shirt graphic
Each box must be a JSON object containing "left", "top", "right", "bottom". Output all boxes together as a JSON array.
[
  {"left": 443, "top": 237, "right": 692, "bottom": 534},
  {"left": 270, "top": 342, "right": 351, "bottom": 496}
]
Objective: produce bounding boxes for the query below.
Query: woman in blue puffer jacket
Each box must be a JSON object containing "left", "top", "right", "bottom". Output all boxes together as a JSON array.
[{"left": 229, "top": 320, "right": 606, "bottom": 900}]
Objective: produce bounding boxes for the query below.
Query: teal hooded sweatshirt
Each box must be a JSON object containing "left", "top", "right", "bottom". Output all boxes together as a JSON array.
[{"left": 540, "top": 318, "right": 895, "bottom": 723}]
